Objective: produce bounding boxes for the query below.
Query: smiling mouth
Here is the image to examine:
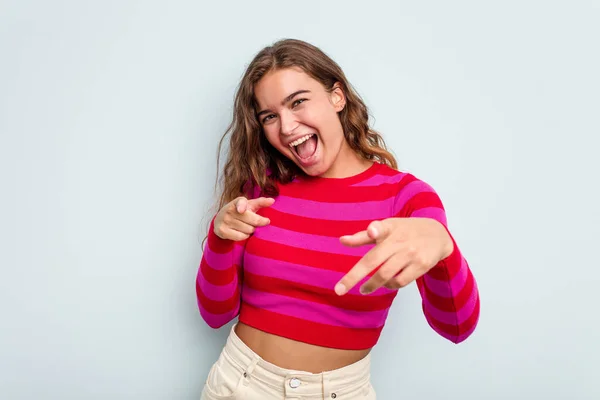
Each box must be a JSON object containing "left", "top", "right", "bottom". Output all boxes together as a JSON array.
[{"left": 289, "top": 133, "right": 318, "bottom": 160}]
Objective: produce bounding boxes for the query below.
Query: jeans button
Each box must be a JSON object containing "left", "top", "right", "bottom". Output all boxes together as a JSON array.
[{"left": 289, "top": 377, "right": 301, "bottom": 388}]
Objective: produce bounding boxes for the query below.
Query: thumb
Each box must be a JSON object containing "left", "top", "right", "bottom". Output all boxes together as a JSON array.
[
  {"left": 235, "top": 197, "right": 248, "bottom": 214},
  {"left": 367, "top": 220, "right": 388, "bottom": 241},
  {"left": 247, "top": 197, "right": 275, "bottom": 212}
]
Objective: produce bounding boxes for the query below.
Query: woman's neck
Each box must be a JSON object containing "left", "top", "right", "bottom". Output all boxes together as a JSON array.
[{"left": 319, "top": 141, "right": 373, "bottom": 179}]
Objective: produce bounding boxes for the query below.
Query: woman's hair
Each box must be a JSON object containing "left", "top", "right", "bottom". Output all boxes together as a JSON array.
[{"left": 214, "top": 38, "right": 398, "bottom": 210}]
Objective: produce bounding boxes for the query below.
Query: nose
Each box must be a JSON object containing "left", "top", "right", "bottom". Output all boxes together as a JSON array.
[{"left": 279, "top": 110, "right": 298, "bottom": 136}]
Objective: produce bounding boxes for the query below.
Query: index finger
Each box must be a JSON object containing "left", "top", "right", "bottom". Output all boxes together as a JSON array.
[
  {"left": 334, "top": 239, "right": 395, "bottom": 296},
  {"left": 247, "top": 197, "right": 275, "bottom": 212}
]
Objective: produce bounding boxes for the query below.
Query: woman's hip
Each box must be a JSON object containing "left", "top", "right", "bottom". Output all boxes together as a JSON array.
[{"left": 201, "top": 324, "right": 376, "bottom": 400}]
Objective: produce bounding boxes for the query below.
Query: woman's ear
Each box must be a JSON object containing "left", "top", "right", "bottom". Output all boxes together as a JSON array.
[{"left": 330, "top": 82, "right": 346, "bottom": 112}]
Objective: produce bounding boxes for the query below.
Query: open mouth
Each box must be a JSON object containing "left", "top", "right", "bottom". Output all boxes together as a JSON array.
[{"left": 289, "top": 133, "right": 318, "bottom": 160}]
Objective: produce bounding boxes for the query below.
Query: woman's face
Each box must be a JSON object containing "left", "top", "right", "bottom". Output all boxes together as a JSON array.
[{"left": 254, "top": 67, "right": 348, "bottom": 177}]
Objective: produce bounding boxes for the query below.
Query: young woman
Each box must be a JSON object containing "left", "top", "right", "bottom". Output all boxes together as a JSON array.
[{"left": 196, "top": 38, "right": 480, "bottom": 400}]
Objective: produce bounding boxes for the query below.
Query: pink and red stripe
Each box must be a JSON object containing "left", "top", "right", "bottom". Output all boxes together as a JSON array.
[{"left": 196, "top": 162, "right": 480, "bottom": 346}]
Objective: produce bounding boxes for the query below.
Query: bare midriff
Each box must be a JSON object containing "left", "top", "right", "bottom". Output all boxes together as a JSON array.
[{"left": 234, "top": 322, "right": 371, "bottom": 373}]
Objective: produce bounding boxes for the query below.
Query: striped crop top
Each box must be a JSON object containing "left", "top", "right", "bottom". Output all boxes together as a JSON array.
[{"left": 195, "top": 162, "right": 480, "bottom": 350}]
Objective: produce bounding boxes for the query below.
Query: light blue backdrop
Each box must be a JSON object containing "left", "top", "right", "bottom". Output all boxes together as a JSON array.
[{"left": 1, "top": 1, "right": 598, "bottom": 399}]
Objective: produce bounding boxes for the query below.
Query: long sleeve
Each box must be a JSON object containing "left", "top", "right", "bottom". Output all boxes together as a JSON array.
[
  {"left": 195, "top": 217, "right": 246, "bottom": 328},
  {"left": 393, "top": 174, "right": 480, "bottom": 343}
]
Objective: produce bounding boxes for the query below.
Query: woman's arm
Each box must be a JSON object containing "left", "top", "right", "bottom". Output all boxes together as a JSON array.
[
  {"left": 195, "top": 217, "right": 246, "bottom": 328},
  {"left": 395, "top": 174, "right": 480, "bottom": 343}
]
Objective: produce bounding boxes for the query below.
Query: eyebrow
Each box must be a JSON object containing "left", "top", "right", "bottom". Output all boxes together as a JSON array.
[{"left": 256, "top": 90, "right": 311, "bottom": 118}]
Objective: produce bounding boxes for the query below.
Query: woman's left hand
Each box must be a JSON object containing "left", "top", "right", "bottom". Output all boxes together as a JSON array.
[{"left": 335, "top": 218, "right": 454, "bottom": 296}]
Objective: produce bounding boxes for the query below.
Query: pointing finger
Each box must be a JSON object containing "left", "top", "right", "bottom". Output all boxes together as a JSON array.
[
  {"left": 384, "top": 263, "right": 419, "bottom": 290},
  {"left": 247, "top": 197, "right": 275, "bottom": 212},
  {"left": 334, "top": 238, "right": 396, "bottom": 296},
  {"left": 361, "top": 254, "right": 410, "bottom": 294}
]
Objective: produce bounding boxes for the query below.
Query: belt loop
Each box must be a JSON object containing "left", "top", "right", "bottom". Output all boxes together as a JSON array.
[
  {"left": 246, "top": 355, "right": 259, "bottom": 375},
  {"left": 322, "top": 374, "right": 330, "bottom": 399},
  {"left": 242, "top": 355, "right": 260, "bottom": 386}
]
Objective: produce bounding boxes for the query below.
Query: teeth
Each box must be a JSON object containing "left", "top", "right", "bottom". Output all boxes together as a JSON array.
[{"left": 289, "top": 134, "right": 314, "bottom": 148}]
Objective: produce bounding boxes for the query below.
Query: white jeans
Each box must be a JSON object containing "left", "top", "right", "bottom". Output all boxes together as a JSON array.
[{"left": 201, "top": 325, "right": 376, "bottom": 399}]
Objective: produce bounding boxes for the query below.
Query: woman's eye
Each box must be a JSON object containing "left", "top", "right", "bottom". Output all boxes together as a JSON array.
[
  {"left": 262, "top": 114, "right": 275, "bottom": 123},
  {"left": 292, "top": 98, "right": 307, "bottom": 107}
]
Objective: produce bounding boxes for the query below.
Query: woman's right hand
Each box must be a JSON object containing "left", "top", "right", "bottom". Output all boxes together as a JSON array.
[{"left": 213, "top": 196, "right": 275, "bottom": 241}]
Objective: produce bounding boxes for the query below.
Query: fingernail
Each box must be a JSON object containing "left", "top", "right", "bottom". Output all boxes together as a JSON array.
[
  {"left": 360, "top": 286, "right": 371, "bottom": 295},
  {"left": 334, "top": 283, "right": 346, "bottom": 296}
]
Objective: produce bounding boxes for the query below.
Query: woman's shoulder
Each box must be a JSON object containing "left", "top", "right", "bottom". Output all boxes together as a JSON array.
[
  {"left": 374, "top": 162, "right": 424, "bottom": 188},
  {"left": 376, "top": 164, "right": 443, "bottom": 201}
]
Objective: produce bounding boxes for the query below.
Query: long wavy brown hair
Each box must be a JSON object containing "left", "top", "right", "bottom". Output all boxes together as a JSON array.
[{"left": 214, "top": 38, "right": 398, "bottom": 211}]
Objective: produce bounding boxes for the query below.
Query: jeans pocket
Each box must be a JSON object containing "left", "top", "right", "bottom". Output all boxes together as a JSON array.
[
  {"left": 202, "top": 352, "right": 246, "bottom": 400},
  {"left": 328, "top": 378, "right": 376, "bottom": 400},
  {"left": 363, "top": 381, "right": 376, "bottom": 399}
]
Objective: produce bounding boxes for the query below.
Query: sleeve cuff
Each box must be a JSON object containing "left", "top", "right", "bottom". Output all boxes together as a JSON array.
[
  {"left": 429, "top": 224, "right": 462, "bottom": 278},
  {"left": 207, "top": 217, "right": 236, "bottom": 253}
]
